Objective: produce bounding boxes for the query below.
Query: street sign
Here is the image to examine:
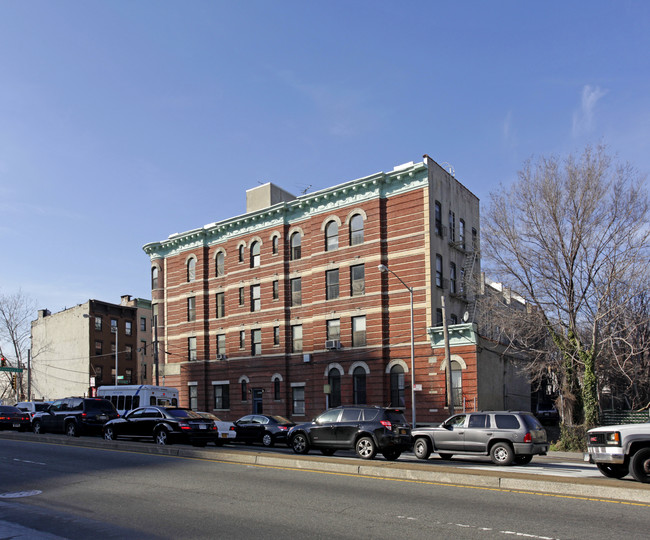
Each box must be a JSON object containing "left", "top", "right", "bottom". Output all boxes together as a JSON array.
[{"left": 0, "top": 367, "right": 23, "bottom": 373}]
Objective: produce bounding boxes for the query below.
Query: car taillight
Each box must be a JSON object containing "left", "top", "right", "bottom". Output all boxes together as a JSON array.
[
  {"left": 229, "top": 426, "right": 236, "bottom": 431},
  {"left": 523, "top": 432, "right": 532, "bottom": 443},
  {"left": 380, "top": 420, "right": 392, "bottom": 429},
  {"left": 277, "top": 426, "right": 288, "bottom": 431},
  {"left": 81, "top": 413, "right": 87, "bottom": 417},
  {"left": 179, "top": 423, "right": 191, "bottom": 430}
]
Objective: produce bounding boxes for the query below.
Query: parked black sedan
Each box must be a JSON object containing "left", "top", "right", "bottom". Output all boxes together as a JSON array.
[
  {"left": 102, "top": 406, "right": 219, "bottom": 446},
  {"left": 0, "top": 405, "right": 31, "bottom": 431},
  {"left": 233, "top": 414, "right": 295, "bottom": 447}
]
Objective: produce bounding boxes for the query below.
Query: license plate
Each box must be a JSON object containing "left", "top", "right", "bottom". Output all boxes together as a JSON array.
[
  {"left": 221, "top": 433, "right": 229, "bottom": 438},
  {"left": 199, "top": 424, "right": 206, "bottom": 430},
  {"left": 98, "top": 415, "right": 107, "bottom": 421},
  {"left": 13, "top": 423, "right": 19, "bottom": 428},
  {"left": 399, "top": 428, "right": 407, "bottom": 435}
]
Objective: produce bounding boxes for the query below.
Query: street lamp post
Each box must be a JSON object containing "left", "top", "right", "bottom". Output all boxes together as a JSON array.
[
  {"left": 111, "top": 325, "right": 119, "bottom": 385},
  {"left": 378, "top": 264, "right": 416, "bottom": 427}
]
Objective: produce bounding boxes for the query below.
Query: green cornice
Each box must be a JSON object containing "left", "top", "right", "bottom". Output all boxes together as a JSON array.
[
  {"left": 143, "top": 161, "right": 428, "bottom": 260},
  {"left": 427, "top": 323, "right": 478, "bottom": 348}
]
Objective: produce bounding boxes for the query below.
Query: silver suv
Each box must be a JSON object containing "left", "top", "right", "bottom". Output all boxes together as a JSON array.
[{"left": 411, "top": 411, "right": 548, "bottom": 465}]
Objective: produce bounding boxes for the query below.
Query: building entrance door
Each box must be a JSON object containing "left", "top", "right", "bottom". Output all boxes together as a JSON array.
[{"left": 252, "top": 388, "right": 263, "bottom": 414}]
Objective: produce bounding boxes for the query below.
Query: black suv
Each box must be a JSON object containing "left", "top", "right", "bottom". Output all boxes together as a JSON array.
[
  {"left": 287, "top": 405, "right": 411, "bottom": 460},
  {"left": 32, "top": 397, "right": 119, "bottom": 437}
]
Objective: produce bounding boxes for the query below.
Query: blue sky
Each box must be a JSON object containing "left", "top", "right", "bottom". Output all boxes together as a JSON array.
[{"left": 1, "top": 1, "right": 648, "bottom": 314}]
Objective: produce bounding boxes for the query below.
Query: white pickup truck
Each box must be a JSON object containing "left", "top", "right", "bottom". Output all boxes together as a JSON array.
[{"left": 585, "top": 421, "right": 650, "bottom": 483}]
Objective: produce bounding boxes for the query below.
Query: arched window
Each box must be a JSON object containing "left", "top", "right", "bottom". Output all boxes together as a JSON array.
[
  {"left": 328, "top": 368, "right": 341, "bottom": 407},
  {"left": 350, "top": 214, "right": 364, "bottom": 245},
  {"left": 353, "top": 366, "right": 366, "bottom": 405},
  {"left": 216, "top": 252, "right": 225, "bottom": 276},
  {"left": 272, "top": 236, "right": 279, "bottom": 255},
  {"left": 451, "top": 360, "right": 463, "bottom": 408},
  {"left": 187, "top": 258, "right": 196, "bottom": 282},
  {"left": 325, "top": 221, "right": 339, "bottom": 251},
  {"left": 390, "top": 365, "right": 405, "bottom": 408},
  {"left": 250, "top": 241, "right": 260, "bottom": 268},
  {"left": 238, "top": 245, "right": 245, "bottom": 263},
  {"left": 151, "top": 267, "right": 159, "bottom": 289},
  {"left": 273, "top": 377, "right": 281, "bottom": 400},
  {"left": 290, "top": 232, "right": 301, "bottom": 261}
]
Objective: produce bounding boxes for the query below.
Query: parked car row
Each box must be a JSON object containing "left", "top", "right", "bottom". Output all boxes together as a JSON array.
[{"left": 11, "top": 397, "right": 553, "bottom": 466}]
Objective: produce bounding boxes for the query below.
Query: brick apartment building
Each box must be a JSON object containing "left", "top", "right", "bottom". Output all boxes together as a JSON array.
[
  {"left": 143, "top": 155, "right": 529, "bottom": 423},
  {"left": 30, "top": 297, "right": 153, "bottom": 400}
]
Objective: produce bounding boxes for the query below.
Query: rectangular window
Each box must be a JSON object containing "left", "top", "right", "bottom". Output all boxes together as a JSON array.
[
  {"left": 327, "top": 319, "right": 340, "bottom": 341},
  {"left": 126, "top": 345, "right": 132, "bottom": 361},
  {"left": 449, "top": 210, "right": 455, "bottom": 242},
  {"left": 352, "top": 316, "right": 366, "bottom": 347},
  {"left": 292, "top": 386, "right": 305, "bottom": 415},
  {"left": 436, "top": 308, "right": 443, "bottom": 326},
  {"left": 111, "top": 319, "right": 118, "bottom": 331},
  {"left": 273, "top": 326, "right": 280, "bottom": 346},
  {"left": 95, "top": 365, "right": 103, "bottom": 383},
  {"left": 326, "top": 269, "right": 339, "bottom": 300},
  {"left": 216, "top": 292, "right": 225, "bottom": 318},
  {"left": 291, "top": 278, "right": 302, "bottom": 306},
  {"left": 188, "top": 337, "right": 197, "bottom": 361},
  {"left": 140, "top": 340, "right": 147, "bottom": 355},
  {"left": 459, "top": 219, "right": 466, "bottom": 250},
  {"left": 436, "top": 254, "right": 443, "bottom": 288},
  {"left": 450, "top": 262, "right": 457, "bottom": 294},
  {"left": 350, "top": 264, "right": 365, "bottom": 296},
  {"left": 251, "top": 285, "right": 261, "bottom": 312},
  {"left": 125, "top": 321, "right": 132, "bottom": 336},
  {"left": 239, "top": 330, "right": 245, "bottom": 349},
  {"left": 94, "top": 317, "right": 102, "bottom": 331},
  {"left": 435, "top": 201, "right": 442, "bottom": 236},
  {"left": 472, "top": 227, "right": 478, "bottom": 251},
  {"left": 238, "top": 287, "right": 245, "bottom": 306},
  {"left": 272, "top": 280, "right": 279, "bottom": 300},
  {"left": 189, "top": 385, "right": 198, "bottom": 411},
  {"left": 95, "top": 340, "right": 103, "bottom": 356},
  {"left": 291, "top": 325, "right": 303, "bottom": 353},
  {"left": 252, "top": 328, "right": 261, "bottom": 356},
  {"left": 140, "top": 317, "right": 146, "bottom": 332},
  {"left": 216, "top": 334, "right": 226, "bottom": 355},
  {"left": 187, "top": 297, "right": 196, "bottom": 322},
  {"left": 214, "top": 383, "right": 230, "bottom": 409},
  {"left": 125, "top": 368, "right": 132, "bottom": 384}
]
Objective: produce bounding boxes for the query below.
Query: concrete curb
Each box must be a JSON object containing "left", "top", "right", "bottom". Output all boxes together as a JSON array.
[{"left": 3, "top": 432, "right": 649, "bottom": 504}]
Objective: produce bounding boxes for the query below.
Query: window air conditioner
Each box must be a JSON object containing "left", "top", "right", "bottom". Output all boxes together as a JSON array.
[
  {"left": 216, "top": 354, "right": 227, "bottom": 360},
  {"left": 325, "top": 340, "right": 341, "bottom": 350}
]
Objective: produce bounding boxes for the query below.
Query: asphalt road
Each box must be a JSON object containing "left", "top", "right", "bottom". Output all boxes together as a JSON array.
[{"left": 1, "top": 437, "right": 649, "bottom": 540}]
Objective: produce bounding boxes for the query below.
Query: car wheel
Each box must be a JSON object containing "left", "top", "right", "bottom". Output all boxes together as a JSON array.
[
  {"left": 291, "top": 433, "right": 310, "bottom": 454},
  {"left": 490, "top": 442, "right": 514, "bottom": 465},
  {"left": 32, "top": 421, "right": 43, "bottom": 434},
  {"left": 514, "top": 454, "right": 533, "bottom": 465},
  {"left": 104, "top": 427, "right": 116, "bottom": 441},
  {"left": 261, "top": 432, "right": 274, "bottom": 447},
  {"left": 596, "top": 463, "right": 629, "bottom": 479},
  {"left": 413, "top": 437, "right": 431, "bottom": 460},
  {"left": 382, "top": 449, "right": 401, "bottom": 461},
  {"left": 630, "top": 448, "right": 650, "bottom": 483},
  {"left": 320, "top": 448, "right": 336, "bottom": 456},
  {"left": 438, "top": 453, "right": 453, "bottom": 460},
  {"left": 356, "top": 436, "right": 377, "bottom": 460},
  {"left": 66, "top": 422, "right": 79, "bottom": 437},
  {"left": 155, "top": 429, "right": 170, "bottom": 446}
]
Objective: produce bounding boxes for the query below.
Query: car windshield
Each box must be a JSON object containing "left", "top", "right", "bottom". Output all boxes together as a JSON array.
[
  {"left": 522, "top": 413, "right": 543, "bottom": 430},
  {"left": 0, "top": 406, "right": 20, "bottom": 413},
  {"left": 35, "top": 403, "right": 50, "bottom": 411},
  {"left": 167, "top": 409, "right": 202, "bottom": 419},
  {"left": 269, "top": 415, "right": 291, "bottom": 424},
  {"left": 384, "top": 410, "right": 407, "bottom": 424},
  {"left": 85, "top": 400, "right": 116, "bottom": 414}
]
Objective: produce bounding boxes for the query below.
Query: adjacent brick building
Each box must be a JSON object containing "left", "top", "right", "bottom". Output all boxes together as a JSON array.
[{"left": 143, "top": 156, "right": 529, "bottom": 423}]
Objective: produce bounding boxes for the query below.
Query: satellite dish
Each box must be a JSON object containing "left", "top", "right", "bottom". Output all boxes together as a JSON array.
[{"left": 462, "top": 311, "right": 470, "bottom": 322}]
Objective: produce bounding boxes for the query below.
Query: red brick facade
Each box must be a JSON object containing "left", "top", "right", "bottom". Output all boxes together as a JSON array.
[{"left": 146, "top": 159, "right": 485, "bottom": 423}]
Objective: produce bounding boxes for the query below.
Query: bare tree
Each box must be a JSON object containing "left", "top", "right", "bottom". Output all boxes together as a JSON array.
[
  {"left": 0, "top": 289, "right": 36, "bottom": 401},
  {"left": 482, "top": 145, "right": 650, "bottom": 428}
]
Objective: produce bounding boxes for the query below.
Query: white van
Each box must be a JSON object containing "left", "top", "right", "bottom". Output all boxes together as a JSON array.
[{"left": 96, "top": 385, "right": 179, "bottom": 416}]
